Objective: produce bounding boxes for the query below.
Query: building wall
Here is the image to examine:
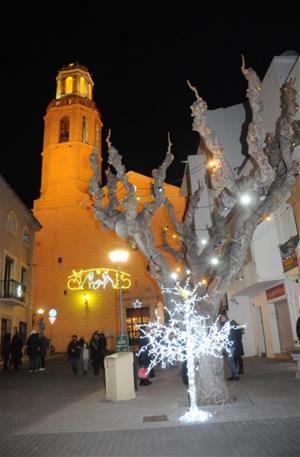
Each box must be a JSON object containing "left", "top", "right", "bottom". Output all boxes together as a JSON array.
[
  {"left": 33, "top": 177, "right": 185, "bottom": 352},
  {"left": 0, "top": 177, "right": 41, "bottom": 344}
]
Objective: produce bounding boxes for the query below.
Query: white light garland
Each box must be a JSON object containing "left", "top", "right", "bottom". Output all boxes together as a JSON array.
[{"left": 138, "top": 280, "right": 234, "bottom": 423}]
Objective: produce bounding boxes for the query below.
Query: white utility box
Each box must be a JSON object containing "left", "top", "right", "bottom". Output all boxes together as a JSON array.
[{"left": 104, "top": 351, "right": 136, "bottom": 401}]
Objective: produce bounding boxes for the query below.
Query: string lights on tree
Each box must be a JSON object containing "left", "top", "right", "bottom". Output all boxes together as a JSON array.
[{"left": 138, "top": 280, "right": 233, "bottom": 423}]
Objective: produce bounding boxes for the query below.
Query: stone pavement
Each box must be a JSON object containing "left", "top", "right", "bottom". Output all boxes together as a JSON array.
[{"left": 0, "top": 355, "right": 299, "bottom": 456}]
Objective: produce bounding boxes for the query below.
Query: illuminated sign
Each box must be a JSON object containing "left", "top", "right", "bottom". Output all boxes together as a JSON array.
[
  {"left": 49, "top": 309, "right": 57, "bottom": 318},
  {"left": 67, "top": 268, "right": 131, "bottom": 291},
  {"left": 48, "top": 309, "right": 57, "bottom": 325}
]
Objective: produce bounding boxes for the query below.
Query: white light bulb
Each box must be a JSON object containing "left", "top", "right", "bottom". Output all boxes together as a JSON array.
[
  {"left": 240, "top": 193, "right": 251, "bottom": 205},
  {"left": 210, "top": 256, "right": 219, "bottom": 266},
  {"left": 201, "top": 239, "right": 208, "bottom": 245}
]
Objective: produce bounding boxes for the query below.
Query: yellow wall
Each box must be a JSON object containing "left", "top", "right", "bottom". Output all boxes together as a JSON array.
[{"left": 33, "top": 64, "right": 186, "bottom": 352}]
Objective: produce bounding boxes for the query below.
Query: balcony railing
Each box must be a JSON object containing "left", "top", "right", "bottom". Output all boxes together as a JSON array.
[{"left": 0, "top": 279, "right": 27, "bottom": 303}]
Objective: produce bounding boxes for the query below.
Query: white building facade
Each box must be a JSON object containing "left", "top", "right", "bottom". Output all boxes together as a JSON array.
[{"left": 183, "top": 52, "right": 300, "bottom": 358}]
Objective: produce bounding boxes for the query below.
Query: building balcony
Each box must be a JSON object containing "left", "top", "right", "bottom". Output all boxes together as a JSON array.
[{"left": 0, "top": 279, "right": 27, "bottom": 305}]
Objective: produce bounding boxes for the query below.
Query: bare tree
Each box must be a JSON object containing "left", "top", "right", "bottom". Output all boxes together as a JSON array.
[{"left": 89, "top": 60, "right": 300, "bottom": 405}]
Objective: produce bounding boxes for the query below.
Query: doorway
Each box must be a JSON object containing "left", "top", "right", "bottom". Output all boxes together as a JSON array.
[
  {"left": 255, "top": 306, "right": 266, "bottom": 356},
  {"left": 1, "top": 318, "right": 12, "bottom": 359},
  {"left": 275, "top": 300, "right": 294, "bottom": 352},
  {"left": 126, "top": 307, "right": 150, "bottom": 346}
]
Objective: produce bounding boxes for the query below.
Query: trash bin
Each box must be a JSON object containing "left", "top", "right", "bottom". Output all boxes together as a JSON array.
[{"left": 104, "top": 351, "right": 136, "bottom": 401}]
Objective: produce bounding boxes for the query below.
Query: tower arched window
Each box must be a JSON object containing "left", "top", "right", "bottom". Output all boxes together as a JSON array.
[
  {"left": 65, "top": 76, "right": 73, "bottom": 94},
  {"left": 59, "top": 116, "right": 70, "bottom": 143},
  {"left": 88, "top": 83, "right": 92, "bottom": 100},
  {"left": 79, "top": 77, "right": 87, "bottom": 96},
  {"left": 82, "top": 117, "right": 88, "bottom": 143},
  {"left": 7, "top": 212, "right": 17, "bottom": 235}
]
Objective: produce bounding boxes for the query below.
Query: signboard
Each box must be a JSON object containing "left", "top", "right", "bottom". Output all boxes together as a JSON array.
[
  {"left": 266, "top": 283, "right": 285, "bottom": 301},
  {"left": 115, "top": 335, "right": 129, "bottom": 353},
  {"left": 279, "top": 235, "right": 299, "bottom": 273}
]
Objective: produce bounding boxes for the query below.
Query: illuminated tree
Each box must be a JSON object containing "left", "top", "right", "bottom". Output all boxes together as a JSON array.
[
  {"left": 139, "top": 281, "right": 234, "bottom": 422},
  {"left": 89, "top": 58, "right": 300, "bottom": 405}
]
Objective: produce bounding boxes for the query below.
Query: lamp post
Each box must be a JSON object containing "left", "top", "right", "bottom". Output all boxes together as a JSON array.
[{"left": 108, "top": 249, "right": 129, "bottom": 336}]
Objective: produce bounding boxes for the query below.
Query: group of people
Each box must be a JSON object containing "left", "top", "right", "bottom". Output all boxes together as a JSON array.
[
  {"left": 2, "top": 327, "right": 49, "bottom": 373},
  {"left": 67, "top": 331, "right": 108, "bottom": 375}
]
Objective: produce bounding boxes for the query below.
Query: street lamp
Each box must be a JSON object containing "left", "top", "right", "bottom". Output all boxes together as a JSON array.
[{"left": 108, "top": 249, "right": 129, "bottom": 335}]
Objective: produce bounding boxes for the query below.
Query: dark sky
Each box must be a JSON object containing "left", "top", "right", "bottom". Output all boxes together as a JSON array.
[{"left": 2, "top": 4, "right": 300, "bottom": 208}]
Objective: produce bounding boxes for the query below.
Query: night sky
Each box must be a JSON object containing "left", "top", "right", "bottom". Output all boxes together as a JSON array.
[{"left": 2, "top": 4, "right": 300, "bottom": 209}]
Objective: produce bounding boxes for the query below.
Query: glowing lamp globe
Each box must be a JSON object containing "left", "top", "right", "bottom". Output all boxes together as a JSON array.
[{"left": 108, "top": 249, "right": 129, "bottom": 264}]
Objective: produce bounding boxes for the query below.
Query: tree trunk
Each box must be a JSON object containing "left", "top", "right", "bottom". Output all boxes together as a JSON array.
[{"left": 195, "top": 354, "right": 231, "bottom": 405}]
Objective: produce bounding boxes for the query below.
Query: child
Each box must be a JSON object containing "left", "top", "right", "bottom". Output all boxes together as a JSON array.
[{"left": 82, "top": 341, "right": 89, "bottom": 375}]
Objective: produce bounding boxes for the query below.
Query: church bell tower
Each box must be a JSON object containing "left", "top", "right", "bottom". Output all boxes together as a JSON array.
[{"left": 38, "top": 62, "right": 102, "bottom": 205}]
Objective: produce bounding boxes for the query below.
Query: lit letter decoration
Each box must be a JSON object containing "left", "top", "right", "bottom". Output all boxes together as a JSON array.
[
  {"left": 138, "top": 280, "right": 236, "bottom": 423},
  {"left": 67, "top": 268, "right": 131, "bottom": 291}
]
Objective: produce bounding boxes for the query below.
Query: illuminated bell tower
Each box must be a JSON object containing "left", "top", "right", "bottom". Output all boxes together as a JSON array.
[{"left": 39, "top": 62, "right": 102, "bottom": 205}]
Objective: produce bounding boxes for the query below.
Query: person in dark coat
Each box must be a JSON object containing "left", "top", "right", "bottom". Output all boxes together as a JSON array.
[
  {"left": 296, "top": 309, "right": 300, "bottom": 343},
  {"left": 11, "top": 328, "right": 23, "bottom": 371},
  {"left": 137, "top": 327, "right": 153, "bottom": 385},
  {"left": 38, "top": 334, "right": 48, "bottom": 371},
  {"left": 26, "top": 330, "right": 41, "bottom": 372},
  {"left": 2, "top": 333, "right": 11, "bottom": 371},
  {"left": 98, "top": 333, "right": 108, "bottom": 368},
  {"left": 220, "top": 313, "right": 242, "bottom": 381},
  {"left": 67, "top": 335, "right": 81, "bottom": 374},
  {"left": 90, "top": 334, "right": 103, "bottom": 375}
]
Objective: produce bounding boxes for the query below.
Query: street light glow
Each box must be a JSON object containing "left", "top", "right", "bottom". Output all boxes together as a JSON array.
[{"left": 108, "top": 249, "right": 129, "bottom": 263}]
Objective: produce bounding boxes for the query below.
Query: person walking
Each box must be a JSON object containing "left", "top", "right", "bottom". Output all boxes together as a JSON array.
[
  {"left": 67, "top": 335, "right": 81, "bottom": 375},
  {"left": 98, "top": 333, "right": 108, "bottom": 369},
  {"left": 81, "top": 340, "right": 89, "bottom": 375},
  {"left": 220, "top": 313, "right": 242, "bottom": 381},
  {"left": 296, "top": 309, "right": 300, "bottom": 343},
  {"left": 137, "top": 327, "right": 152, "bottom": 386},
  {"left": 26, "top": 330, "right": 41, "bottom": 373},
  {"left": 11, "top": 327, "right": 23, "bottom": 371},
  {"left": 2, "top": 333, "right": 11, "bottom": 371},
  {"left": 39, "top": 334, "right": 48, "bottom": 371},
  {"left": 90, "top": 334, "right": 102, "bottom": 375}
]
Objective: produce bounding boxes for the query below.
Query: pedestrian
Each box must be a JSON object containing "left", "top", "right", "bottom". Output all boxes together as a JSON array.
[
  {"left": 11, "top": 327, "right": 23, "bottom": 371},
  {"left": 26, "top": 330, "right": 41, "bottom": 373},
  {"left": 219, "top": 312, "right": 242, "bottom": 381},
  {"left": 98, "top": 332, "right": 108, "bottom": 368},
  {"left": 81, "top": 340, "right": 89, "bottom": 375},
  {"left": 234, "top": 327, "right": 245, "bottom": 374},
  {"left": 90, "top": 334, "right": 102, "bottom": 375},
  {"left": 296, "top": 309, "right": 300, "bottom": 343},
  {"left": 137, "top": 327, "right": 152, "bottom": 386},
  {"left": 2, "top": 333, "right": 11, "bottom": 371},
  {"left": 67, "top": 335, "right": 81, "bottom": 375},
  {"left": 39, "top": 333, "right": 48, "bottom": 371}
]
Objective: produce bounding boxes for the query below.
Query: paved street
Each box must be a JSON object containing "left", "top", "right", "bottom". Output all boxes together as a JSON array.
[{"left": 0, "top": 355, "right": 299, "bottom": 456}]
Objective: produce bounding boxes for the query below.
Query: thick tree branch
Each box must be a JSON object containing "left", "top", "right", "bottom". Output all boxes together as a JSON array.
[
  {"left": 188, "top": 81, "right": 236, "bottom": 195},
  {"left": 241, "top": 56, "right": 274, "bottom": 186}
]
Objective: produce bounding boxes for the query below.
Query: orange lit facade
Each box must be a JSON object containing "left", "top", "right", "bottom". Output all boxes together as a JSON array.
[{"left": 33, "top": 63, "right": 185, "bottom": 351}]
